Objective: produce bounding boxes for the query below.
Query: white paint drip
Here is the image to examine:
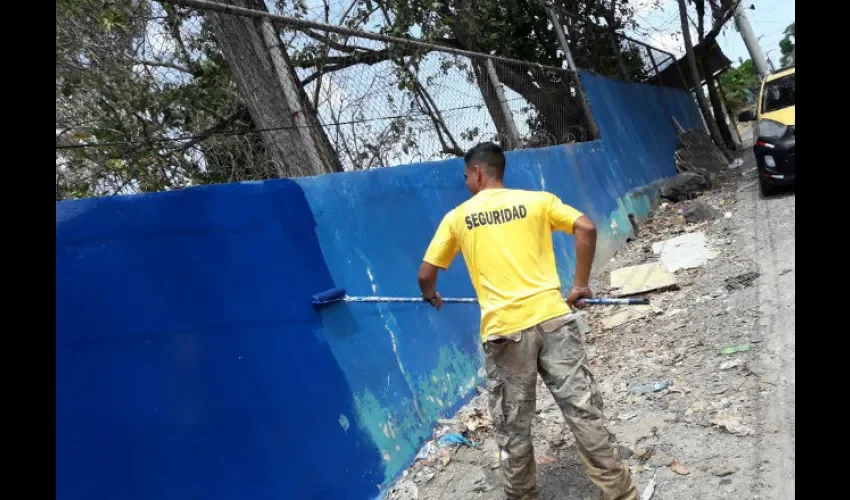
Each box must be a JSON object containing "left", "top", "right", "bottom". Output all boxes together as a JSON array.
[{"left": 366, "top": 266, "right": 378, "bottom": 294}]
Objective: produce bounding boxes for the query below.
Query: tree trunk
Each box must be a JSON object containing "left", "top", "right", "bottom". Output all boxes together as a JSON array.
[
  {"left": 701, "top": 59, "right": 735, "bottom": 149},
  {"left": 676, "top": 0, "right": 725, "bottom": 149},
  {"left": 209, "top": 0, "right": 343, "bottom": 177}
]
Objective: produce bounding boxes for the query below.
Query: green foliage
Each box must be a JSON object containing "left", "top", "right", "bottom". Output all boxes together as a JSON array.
[
  {"left": 56, "top": 0, "right": 649, "bottom": 200},
  {"left": 718, "top": 59, "right": 759, "bottom": 112},
  {"left": 779, "top": 22, "right": 794, "bottom": 66}
]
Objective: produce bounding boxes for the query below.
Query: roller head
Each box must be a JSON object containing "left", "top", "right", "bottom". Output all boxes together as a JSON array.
[{"left": 311, "top": 287, "right": 347, "bottom": 307}]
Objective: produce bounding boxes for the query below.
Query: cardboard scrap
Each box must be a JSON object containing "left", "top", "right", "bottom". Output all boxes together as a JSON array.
[{"left": 610, "top": 262, "right": 678, "bottom": 296}]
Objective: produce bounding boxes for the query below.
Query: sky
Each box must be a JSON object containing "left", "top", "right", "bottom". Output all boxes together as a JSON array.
[{"left": 628, "top": 0, "right": 795, "bottom": 68}]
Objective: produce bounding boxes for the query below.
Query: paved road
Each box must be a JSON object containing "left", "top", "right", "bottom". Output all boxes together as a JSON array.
[{"left": 737, "top": 162, "right": 795, "bottom": 499}]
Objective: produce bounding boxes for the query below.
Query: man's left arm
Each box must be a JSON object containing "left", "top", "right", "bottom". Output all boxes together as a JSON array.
[{"left": 418, "top": 213, "right": 460, "bottom": 310}]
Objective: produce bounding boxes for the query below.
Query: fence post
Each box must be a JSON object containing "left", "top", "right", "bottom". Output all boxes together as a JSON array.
[
  {"left": 646, "top": 46, "right": 664, "bottom": 85},
  {"left": 484, "top": 59, "right": 522, "bottom": 150},
  {"left": 544, "top": 5, "right": 600, "bottom": 140}
]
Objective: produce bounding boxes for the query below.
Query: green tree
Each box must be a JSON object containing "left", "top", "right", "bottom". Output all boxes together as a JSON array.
[
  {"left": 56, "top": 0, "right": 656, "bottom": 200},
  {"left": 718, "top": 59, "right": 760, "bottom": 113},
  {"left": 779, "top": 22, "right": 794, "bottom": 66}
]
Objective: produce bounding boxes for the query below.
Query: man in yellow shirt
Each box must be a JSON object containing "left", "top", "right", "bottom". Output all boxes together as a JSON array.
[{"left": 418, "top": 143, "right": 636, "bottom": 500}]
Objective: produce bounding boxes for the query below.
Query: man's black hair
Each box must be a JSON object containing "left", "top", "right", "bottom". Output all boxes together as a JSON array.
[{"left": 464, "top": 142, "right": 506, "bottom": 178}]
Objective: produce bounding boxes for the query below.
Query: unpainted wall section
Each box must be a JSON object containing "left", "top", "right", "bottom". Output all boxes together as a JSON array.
[{"left": 55, "top": 73, "right": 703, "bottom": 500}]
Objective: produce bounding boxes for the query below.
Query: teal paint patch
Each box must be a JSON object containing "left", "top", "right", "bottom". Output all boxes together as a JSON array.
[
  {"left": 352, "top": 388, "right": 432, "bottom": 486},
  {"left": 416, "top": 344, "right": 483, "bottom": 415},
  {"left": 350, "top": 343, "right": 484, "bottom": 487}
]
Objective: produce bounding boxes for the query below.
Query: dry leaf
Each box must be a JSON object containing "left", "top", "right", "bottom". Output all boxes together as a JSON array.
[
  {"left": 535, "top": 456, "right": 558, "bottom": 465},
  {"left": 669, "top": 458, "right": 690, "bottom": 475}
]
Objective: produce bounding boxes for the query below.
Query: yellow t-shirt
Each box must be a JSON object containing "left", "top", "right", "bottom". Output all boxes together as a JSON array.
[{"left": 423, "top": 188, "right": 585, "bottom": 342}]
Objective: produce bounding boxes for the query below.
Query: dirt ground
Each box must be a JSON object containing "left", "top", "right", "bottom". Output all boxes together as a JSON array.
[{"left": 385, "top": 155, "right": 795, "bottom": 500}]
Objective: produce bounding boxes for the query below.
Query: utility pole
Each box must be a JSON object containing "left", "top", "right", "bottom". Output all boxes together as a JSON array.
[
  {"left": 733, "top": 1, "right": 770, "bottom": 78},
  {"left": 544, "top": 4, "right": 601, "bottom": 139}
]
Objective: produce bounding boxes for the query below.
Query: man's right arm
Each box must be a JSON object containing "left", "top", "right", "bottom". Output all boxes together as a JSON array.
[
  {"left": 419, "top": 212, "right": 460, "bottom": 309},
  {"left": 546, "top": 194, "right": 597, "bottom": 308}
]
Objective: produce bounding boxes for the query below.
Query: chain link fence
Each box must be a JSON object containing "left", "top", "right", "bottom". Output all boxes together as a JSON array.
[{"left": 59, "top": 0, "right": 673, "bottom": 200}]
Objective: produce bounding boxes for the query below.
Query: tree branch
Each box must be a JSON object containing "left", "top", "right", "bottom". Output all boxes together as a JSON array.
[
  {"left": 135, "top": 59, "right": 193, "bottom": 74},
  {"left": 177, "top": 107, "right": 252, "bottom": 152}
]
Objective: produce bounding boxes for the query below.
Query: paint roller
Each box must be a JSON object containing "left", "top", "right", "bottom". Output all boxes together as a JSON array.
[{"left": 310, "top": 287, "right": 649, "bottom": 308}]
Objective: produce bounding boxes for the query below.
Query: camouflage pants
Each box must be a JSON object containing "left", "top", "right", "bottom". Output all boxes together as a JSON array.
[{"left": 484, "top": 314, "right": 637, "bottom": 500}]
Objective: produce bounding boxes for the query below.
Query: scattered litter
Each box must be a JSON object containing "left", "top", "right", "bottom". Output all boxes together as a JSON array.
[
  {"left": 682, "top": 201, "right": 717, "bottom": 224},
  {"left": 601, "top": 305, "right": 663, "bottom": 329},
  {"left": 384, "top": 480, "right": 419, "bottom": 500},
  {"left": 711, "top": 414, "right": 754, "bottom": 436},
  {"left": 669, "top": 458, "right": 690, "bottom": 475},
  {"left": 438, "top": 433, "right": 475, "bottom": 448},
  {"left": 415, "top": 441, "right": 434, "bottom": 461},
  {"left": 651, "top": 232, "right": 717, "bottom": 272},
  {"left": 724, "top": 272, "right": 761, "bottom": 291},
  {"left": 640, "top": 472, "right": 657, "bottom": 500},
  {"left": 724, "top": 211, "right": 732, "bottom": 219},
  {"left": 720, "top": 344, "right": 752, "bottom": 355},
  {"left": 618, "top": 412, "right": 638, "bottom": 421},
  {"left": 711, "top": 466, "right": 739, "bottom": 477},
  {"left": 463, "top": 408, "right": 493, "bottom": 433},
  {"left": 728, "top": 158, "right": 745, "bottom": 169},
  {"left": 719, "top": 358, "right": 744, "bottom": 370},
  {"left": 633, "top": 448, "right": 655, "bottom": 462},
  {"left": 610, "top": 262, "right": 678, "bottom": 296},
  {"left": 535, "top": 456, "right": 558, "bottom": 465},
  {"left": 629, "top": 380, "right": 672, "bottom": 395}
]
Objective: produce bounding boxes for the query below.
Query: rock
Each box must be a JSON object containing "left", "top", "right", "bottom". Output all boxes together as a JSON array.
[
  {"left": 719, "top": 358, "right": 744, "bottom": 371},
  {"left": 724, "top": 272, "right": 761, "bottom": 291},
  {"left": 659, "top": 172, "right": 712, "bottom": 202},
  {"left": 683, "top": 201, "right": 718, "bottom": 224},
  {"left": 710, "top": 414, "right": 754, "bottom": 436},
  {"left": 712, "top": 466, "right": 739, "bottom": 477}
]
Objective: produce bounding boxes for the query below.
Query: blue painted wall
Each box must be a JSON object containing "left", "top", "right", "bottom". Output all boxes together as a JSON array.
[{"left": 56, "top": 74, "right": 703, "bottom": 500}]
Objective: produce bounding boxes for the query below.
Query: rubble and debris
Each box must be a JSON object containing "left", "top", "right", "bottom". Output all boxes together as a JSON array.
[
  {"left": 669, "top": 458, "right": 690, "bottom": 475},
  {"left": 651, "top": 232, "right": 717, "bottom": 273},
  {"left": 728, "top": 158, "right": 745, "bottom": 169},
  {"left": 720, "top": 344, "right": 752, "bottom": 355},
  {"left": 600, "top": 305, "right": 663, "bottom": 330},
  {"left": 659, "top": 172, "right": 712, "bottom": 202},
  {"left": 719, "top": 358, "right": 744, "bottom": 370},
  {"left": 610, "top": 262, "right": 678, "bottom": 296},
  {"left": 682, "top": 200, "right": 718, "bottom": 224},
  {"left": 710, "top": 414, "right": 755, "bottom": 436},
  {"left": 387, "top": 165, "right": 780, "bottom": 500},
  {"left": 629, "top": 380, "right": 672, "bottom": 395},
  {"left": 724, "top": 272, "right": 761, "bottom": 291},
  {"left": 462, "top": 408, "right": 493, "bottom": 433}
]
